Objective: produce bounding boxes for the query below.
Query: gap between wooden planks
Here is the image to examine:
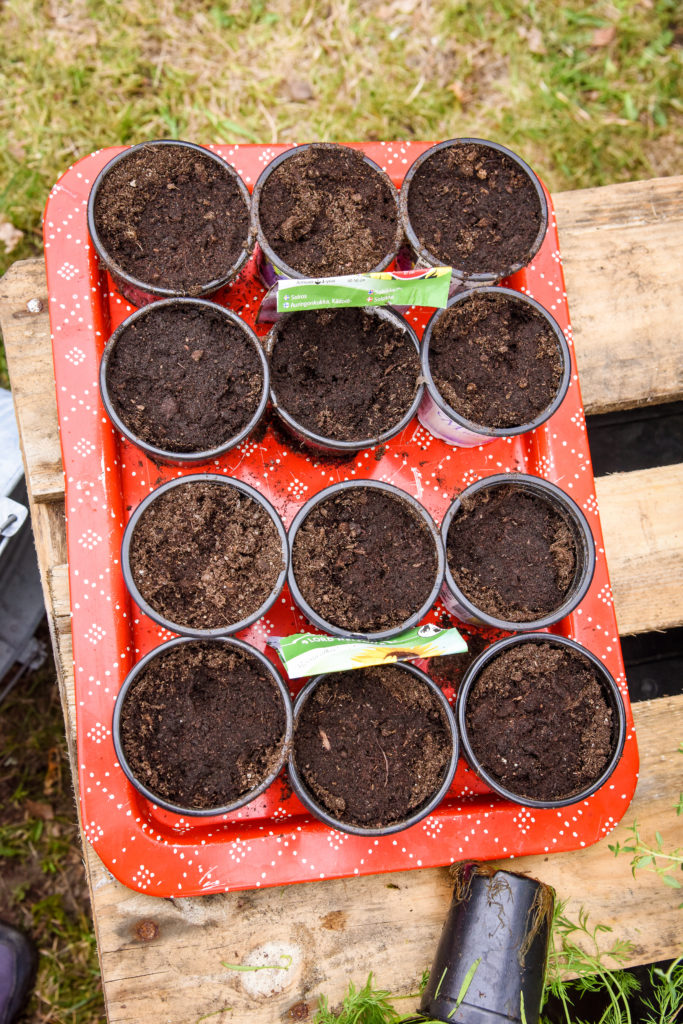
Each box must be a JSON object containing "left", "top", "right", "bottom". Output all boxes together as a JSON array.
[{"left": 1, "top": 175, "right": 683, "bottom": 1024}]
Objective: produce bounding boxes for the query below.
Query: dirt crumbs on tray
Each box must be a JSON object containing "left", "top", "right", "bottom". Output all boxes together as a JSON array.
[
  {"left": 258, "top": 146, "right": 398, "bottom": 275},
  {"left": 407, "top": 142, "right": 542, "bottom": 272},
  {"left": 270, "top": 308, "right": 419, "bottom": 442},
  {"left": 429, "top": 291, "right": 562, "bottom": 428},
  {"left": 466, "top": 642, "right": 614, "bottom": 801},
  {"left": 447, "top": 485, "right": 577, "bottom": 621},
  {"left": 94, "top": 143, "right": 249, "bottom": 290},
  {"left": 291, "top": 487, "right": 438, "bottom": 633},
  {"left": 120, "top": 641, "right": 286, "bottom": 809},
  {"left": 106, "top": 303, "right": 263, "bottom": 453},
  {"left": 129, "top": 482, "right": 284, "bottom": 629},
  {"left": 294, "top": 665, "right": 451, "bottom": 827},
  {"left": 428, "top": 633, "right": 489, "bottom": 688}
]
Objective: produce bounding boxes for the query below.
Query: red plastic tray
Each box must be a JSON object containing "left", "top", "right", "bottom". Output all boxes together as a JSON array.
[{"left": 44, "top": 143, "right": 638, "bottom": 896}]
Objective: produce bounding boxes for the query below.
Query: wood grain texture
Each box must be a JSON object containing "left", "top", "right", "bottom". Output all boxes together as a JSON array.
[
  {"left": 0, "top": 259, "right": 63, "bottom": 501},
  {"left": 596, "top": 464, "right": 683, "bottom": 635},
  {"left": 78, "top": 696, "right": 683, "bottom": 1024},
  {"left": 554, "top": 175, "right": 683, "bottom": 415}
]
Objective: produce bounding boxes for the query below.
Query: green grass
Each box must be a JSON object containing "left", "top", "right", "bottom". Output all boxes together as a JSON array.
[
  {"left": 0, "top": 637, "right": 104, "bottom": 1023},
  {"left": 0, "top": 0, "right": 681, "bottom": 296}
]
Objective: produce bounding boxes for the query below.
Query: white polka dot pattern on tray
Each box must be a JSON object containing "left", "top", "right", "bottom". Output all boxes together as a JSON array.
[{"left": 43, "top": 142, "right": 638, "bottom": 897}]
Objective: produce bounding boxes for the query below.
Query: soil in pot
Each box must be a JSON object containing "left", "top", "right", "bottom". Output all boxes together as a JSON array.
[
  {"left": 258, "top": 146, "right": 398, "bottom": 276},
  {"left": 465, "top": 642, "right": 614, "bottom": 801},
  {"left": 93, "top": 144, "right": 249, "bottom": 290},
  {"left": 407, "top": 142, "right": 542, "bottom": 271},
  {"left": 429, "top": 291, "right": 562, "bottom": 429},
  {"left": 129, "top": 481, "right": 284, "bottom": 629},
  {"left": 270, "top": 308, "right": 420, "bottom": 442},
  {"left": 120, "top": 641, "right": 286, "bottom": 809},
  {"left": 291, "top": 487, "right": 438, "bottom": 633},
  {"left": 106, "top": 303, "right": 263, "bottom": 453},
  {"left": 294, "top": 665, "right": 452, "bottom": 827},
  {"left": 446, "top": 484, "right": 577, "bottom": 622}
]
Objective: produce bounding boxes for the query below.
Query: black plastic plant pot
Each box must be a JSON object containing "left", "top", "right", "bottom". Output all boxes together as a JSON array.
[
  {"left": 121, "top": 474, "right": 289, "bottom": 637},
  {"left": 265, "top": 307, "right": 423, "bottom": 456},
  {"left": 399, "top": 138, "right": 548, "bottom": 291},
  {"left": 417, "top": 863, "right": 554, "bottom": 1024},
  {"left": 87, "top": 139, "right": 253, "bottom": 306},
  {"left": 287, "top": 479, "right": 445, "bottom": 640},
  {"left": 251, "top": 142, "right": 402, "bottom": 286},
  {"left": 288, "top": 663, "right": 459, "bottom": 836},
  {"left": 419, "top": 287, "right": 570, "bottom": 447},
  {"left": 457, "top": 633, "right": 627, "bottom": 810},
  {"left": 99, "top": 298, "right": 269, "bottom": 466},
  {"left": 441, "top": 473, "right": 595, "bottom": 631},
  {"left": 112, "top": 636, "right": 294, "bottom": 817}
]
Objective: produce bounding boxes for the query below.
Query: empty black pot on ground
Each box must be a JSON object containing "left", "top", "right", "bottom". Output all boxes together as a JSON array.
[{"left": 411, "top": 863, "right": 554, "bottom": 1024}]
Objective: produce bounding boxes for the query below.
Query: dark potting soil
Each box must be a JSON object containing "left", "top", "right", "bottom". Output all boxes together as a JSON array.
[
  {"left": 294, "top": 665, "right": 451, "bottom": 827},
  {"left": 258, "top": 146, "right": 399, "bottom": 276},
  {"left": 93, "top": 144, "right": 250, "bottom": 290},
  {"left": 129, "top": 482, "right": 284, "bottom": 629},
  {"left": 106, "top": 304, "right": 263, "bottom": 453},
  {"left": 270, "top": 308, "right": 420, "bottom": 442},
  {"left": 120, "top": 641, "right": 286, "bottom": 809},
  {"left": 465, "top": 642, "right": 614, "bottom": 801},
  {"left": 291, "top": 487, "right": 438, "bottom": 633},
  {"left": 446, "top": 485, "right": 577, "bottom": 622},
  {"left": 429, "top": 291, "right": 562, "bottom": 429},
  {"left": 407, "top": 142, "right": 542, "bottom": 272},
  {"left": 428, "top": 633, "right": 489, "bottom": 688}
]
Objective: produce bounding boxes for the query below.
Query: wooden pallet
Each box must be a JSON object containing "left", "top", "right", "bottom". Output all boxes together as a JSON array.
[{"left": 1, "top": 174, "right": 682, "bottom": 1024}]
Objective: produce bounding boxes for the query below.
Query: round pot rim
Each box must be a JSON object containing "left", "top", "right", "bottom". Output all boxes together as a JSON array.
[
  {"left": 121, "top": 473, "right": 289, "bottom": 637},
  {"left": 287, "top": 478, "right": 445, "bottom": 640},
  {"left": 399, "top": 137, "right": 549, "bottom": 281},
  {"left": 251, "top": 142, "right": 402, "bottom": 279},
  {"left": 457, "top": 632, "right": 627, "bottom": 809},
  {"left": 112, "top": 635, "right": 294, "bottom": 817},
  {"left": 441, "top": 472, "right": 596, "bottom": 631},
  {"left": 288, "top": 661, "right": 459, "bottom": 835},
  {"left": 266, "top": 306, "right": 424, "bottom": 454},
  {"left": 420, "top": 285, "right": 571, "bottom": 439},
  {"left": 100, "top": 298, "right": 269, "bottom": 463},
  {"left": 87, "top": 139, "right": 254, "bottom": 300}
]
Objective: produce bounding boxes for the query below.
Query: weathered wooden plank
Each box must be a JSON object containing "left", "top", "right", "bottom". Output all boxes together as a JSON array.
[
  {"left": 77, "top": 695, "right": 683, "bottom": 1024},
  {"left": 596, "top": 464, "right": 683, "bottom": 635},
  {"left": 554, "top": 175, "right": 683, "bottom": 415},
  {"left": 0, "top": 259, "right": 63, "bottom": 502}
]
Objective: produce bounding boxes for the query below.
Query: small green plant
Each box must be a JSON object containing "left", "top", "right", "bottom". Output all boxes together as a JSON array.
[
  {"left": 542, "top": 898, "right": 638, "bottom": 1024},
  {"left": 609, "top": 821, "right": 683, "bottom": 893},
  {"left": 641, "top": 957, "right": 683, "bottom": 1024},
  {"left": 309, "top": 900, "right": 683, "bottom": 1024},
  {"left": 609, "top": 747, "right": 683, "bottom": 896},
  {"left": 314, "top": 973, "right": 401, "bottom": 1024}
]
